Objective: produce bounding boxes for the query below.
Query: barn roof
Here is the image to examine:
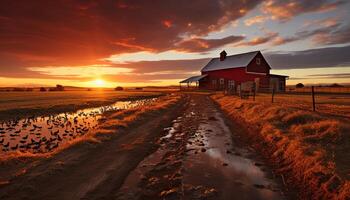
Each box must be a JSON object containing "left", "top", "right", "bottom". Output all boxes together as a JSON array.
[
  {"left": 180, "top": 74, "right": 207, "bottom": 83},
  {"left": 201, "top": 51, "right": 260, "bottom": 72}
]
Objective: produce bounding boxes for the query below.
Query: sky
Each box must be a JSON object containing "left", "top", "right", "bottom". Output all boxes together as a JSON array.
[{"left": 0, "top": 0, "right": 350, "bottom": 87}]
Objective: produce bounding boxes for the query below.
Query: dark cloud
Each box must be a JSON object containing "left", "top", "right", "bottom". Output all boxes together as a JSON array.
[
  {"left": 272, "top": 22, "right": 350, "bottom": 46},
  {"left": 265, "top": 45, "right": 350, "bottom": 69},
  {"left": 0, "top": 0, "right": 261, "bottom": 67},
  {"left": 297, "top": 23, "right": 341, "bottom": 38},
  {"left": 263, "top": 0, "right": 345, "bottom": 21},
  {"left": 312, "top": 24, "right": 350, "bottom": 45}
]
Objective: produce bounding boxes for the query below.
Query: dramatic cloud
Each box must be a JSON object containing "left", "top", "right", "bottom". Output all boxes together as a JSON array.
[
  {"left": 271, "top": 36, "right": 299, "bottom": 46},
  {"left": 0, "top": 0, "right": 261, "bottom": 68},
  {"left": 174, "top": 35, "right": 245, "bottom": 52},
  {"left": 271, "top": 19, "right": 350, "bottom": 46},
  {"left": 312, "top": 24, "right": 350, "bottom": 45},
  {"left": 244, "top": 15, "right": 269, "bottom": 26},
  {"left": 262, "top": 0, "right": 344, "bottom": 21},
  {"left": 265, "top": 45, "right": 350, "bottom": 69},
  {"left": 236, "top": 32, "right": 278, "bottom": 46}
]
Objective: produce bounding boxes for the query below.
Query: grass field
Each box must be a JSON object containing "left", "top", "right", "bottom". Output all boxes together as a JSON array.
[
  {"left": 212, "top": 93, "right": 350, "bottom": 198},
  {"left": 0, "top": 90, "right": 164, "bottom": 121},
  {"left": 286, "top": 86, "right": 350, "bottom": 94},
  {"left": 249, "top": 92, "right": 350, "bottom": 118}
]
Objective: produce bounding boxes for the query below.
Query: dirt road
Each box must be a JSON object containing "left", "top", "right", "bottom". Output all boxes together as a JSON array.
[{"left": 0, "top": 94, "right": 287, "bottom": 199}]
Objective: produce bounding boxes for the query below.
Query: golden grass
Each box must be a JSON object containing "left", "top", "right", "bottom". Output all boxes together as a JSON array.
[
  {"left": 287, "top": 86, "right": 350, "bottom": 94},
  {"left": 212, "top": 94, "right": 350, "bottom": 199},
  {"left": 253, "top": 93, "right": 350, "bottom": 118}
]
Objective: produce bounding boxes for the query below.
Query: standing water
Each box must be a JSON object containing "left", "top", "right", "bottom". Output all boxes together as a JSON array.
[
  {"left": 0, "top": 98, "right": 156, "bottom": 154},
  {"left": 183, "top": 110, "right": 284, "bottom": 199}
]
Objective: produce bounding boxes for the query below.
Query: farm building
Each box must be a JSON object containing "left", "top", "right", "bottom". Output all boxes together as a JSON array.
[{"left": 180, "top": 50, "right": 288, "bottom": 92}]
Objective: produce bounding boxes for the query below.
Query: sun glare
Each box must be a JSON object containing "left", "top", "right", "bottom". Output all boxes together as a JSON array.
[{"left": 93, "top": 79, "right": 106, "bottom": 87}]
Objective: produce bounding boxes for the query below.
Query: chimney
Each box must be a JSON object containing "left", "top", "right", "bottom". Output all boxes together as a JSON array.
[{"left": 220, "top": 50, "right": 227, "bottom": 61}]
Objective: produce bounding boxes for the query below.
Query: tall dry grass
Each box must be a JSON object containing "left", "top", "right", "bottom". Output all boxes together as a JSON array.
[{"left": 212, "top": 94, "right": 350, "bottom": 199}]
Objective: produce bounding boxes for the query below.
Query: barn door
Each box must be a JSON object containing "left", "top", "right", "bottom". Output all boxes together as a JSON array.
[{"left": 254, "top": 78, "right": 260, "bottom": 91}]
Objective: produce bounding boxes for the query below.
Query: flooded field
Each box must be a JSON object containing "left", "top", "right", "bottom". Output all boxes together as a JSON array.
[{"left": 0, "top": 98, "right": 156, "bottom": 154}]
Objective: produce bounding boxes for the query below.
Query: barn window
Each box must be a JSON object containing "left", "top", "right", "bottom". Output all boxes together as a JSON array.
[
  {"left": 256, "top": 58, "right": 261, "bottom": 65},
  {"left": 212, "top": 79, "right": 217, "bottom": 86},
  {"left": 220, "top": 78, "right": 224, "bottom": 85},
  {"left": 228, "top": 80, "right": 235, "bottom": 89}
]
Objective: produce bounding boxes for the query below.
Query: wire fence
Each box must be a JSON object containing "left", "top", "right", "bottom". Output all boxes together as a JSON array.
[
  {"left": 231, "top": 86, "right": 350, "bottom": 118},
  {"left": 286, "top": 86, "right": 350, "bottom": 94}
]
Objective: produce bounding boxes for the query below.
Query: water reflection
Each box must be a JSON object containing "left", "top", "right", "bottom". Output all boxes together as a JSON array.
[
  {"left": 0, "top": 98, "right": 156, "bottom": 154},
  {"left": 183, "top": 111, "right": 284, "bottom": 200}
]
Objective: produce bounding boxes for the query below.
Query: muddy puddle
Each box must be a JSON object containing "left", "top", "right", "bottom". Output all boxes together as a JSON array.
[
  {"left": 0, "top": 98, "right": 156, "bottom": 154},
  {"left": 183, "top": 110, "right": 284, "bottom": 200}
]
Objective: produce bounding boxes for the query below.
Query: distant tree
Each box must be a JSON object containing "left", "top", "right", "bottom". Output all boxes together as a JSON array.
[
  {"left": 115, "top": 86, "right": 123, "bottom": 91},
  {"left": 296, "top": 83, "right": 304, "bottom": 88},
  {"left": 13, "top": 88, "right": 26, "bottom": 91},
  {"left": 40, "top": 87, "right": 47, "bottom": 92},
  {"left": 329, "top": 83, "right": 343, "bottom": 87},
  {"left": 56, "top": 84, "right": 64, "bottom": 91},
  {"left": 87, "top": 88, "right": 92, "bottom": 91}
]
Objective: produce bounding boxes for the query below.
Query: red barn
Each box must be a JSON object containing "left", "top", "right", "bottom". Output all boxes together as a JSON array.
[{"left": 180, "top": 50, "right": 288, "bottom": 92}]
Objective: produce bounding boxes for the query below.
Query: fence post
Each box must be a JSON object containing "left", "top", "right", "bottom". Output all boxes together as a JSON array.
[
  {"left": 312, "top": 86, "right": 316, "bottom": 111},
  {"left": 253, "top": 89, "right": 256, "bottom": 101},
  {"left": 271, "top": 88, "right": 275, "bottom": 103},
  {"left": 253, "top": 84, "right": 256, "bottom": 101},
  {"left": 239, "top": 85, "right": 242, "bottom": 99}
]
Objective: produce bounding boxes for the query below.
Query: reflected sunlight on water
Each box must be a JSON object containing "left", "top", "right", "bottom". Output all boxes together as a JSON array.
[{"left": 0, "top": 98, "right": 156, "bottom": 154}]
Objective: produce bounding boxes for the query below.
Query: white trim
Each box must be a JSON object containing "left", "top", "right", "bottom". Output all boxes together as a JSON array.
[{"left": 245, "top": 70, "right": 267, "bottom": 75}]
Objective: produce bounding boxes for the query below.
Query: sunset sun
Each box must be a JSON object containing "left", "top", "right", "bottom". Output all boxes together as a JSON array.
[{"left": 93, "top": 79, "right": 106, "bottom": 87}]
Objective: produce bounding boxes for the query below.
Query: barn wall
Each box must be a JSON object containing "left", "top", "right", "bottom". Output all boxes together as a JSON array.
[
  {"left": 269, "top": 76, "right": 286, "bottom": 92},
  {"left": 201, "top": 67, "right": 270, "bottom": 90}
]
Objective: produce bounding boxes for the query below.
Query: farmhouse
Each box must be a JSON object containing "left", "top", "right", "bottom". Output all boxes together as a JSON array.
[{"left": 180, "top": 50, "right": 288, "bottom": 92}]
